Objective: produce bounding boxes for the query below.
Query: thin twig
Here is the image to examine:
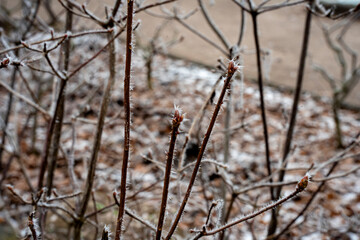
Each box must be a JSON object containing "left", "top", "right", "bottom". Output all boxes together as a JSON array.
[
  {"left": 165, "top": 61, "right": 239, "bottom": 240},
  {"left": 156, "top": 109, "right": 184, "bottom": 240},
  {"left": 0, "top": 29, "right": 112, "bottom": 55},
  {"left": 312, "top": 166, "right": 360, "bottom": 182},
  {"left": 259, "top": 0, "right": 306, "bottom": 14},
  {"left": 268, "top": 4, "right": 313, "bottom": 237},
  {"left": 115, "top": 1, "right": 134, "bottom": 239},
  {"left": 250, "top": 8, "right": 274, "bottom": 200},
  {"left": 193, "top": 175, "right": 309, "bottom": 237},
  {"left": 198, "top": 0, "right": 230, "bottom": 51},
  {"left": 74, "top": 29, "right": 118, "bottom": 240},
  {"left": 0, "top": 68, "right": 17, "bottom": 169},
  {"left": 47, "top": 192, "right": 82, "bottom": 203},
  {"left": 174, "top": 17, "right": 228, "bottom": 56},
  {"left": 237, "top": 6, "right": 246, "bottom": 47},
  {"left": 0, "top": 79, "right": 49, "bottom": 117},
  {"left": 28, "top": 212, "right": 38, "bottom": 240}
]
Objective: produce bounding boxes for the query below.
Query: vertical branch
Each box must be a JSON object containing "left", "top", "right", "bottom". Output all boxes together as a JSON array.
[
  {"left": 92, "top": 191, "right": 99, "bottom": 240},
  {"left": 250, "top": 12, "right": 274, "bottom": 198},
  {"left": 219, "top": 91, "right": 232, "bottom": 240},
  {"left": 237, "top": 6, "right": 246, "bottom": 47},
  {"left": 74, "top": 29, "right": 117, "bottom": 240},
  {"left": 37, "top": 75, "right": 67, "bottom": 190},
  {"left": 21, "top": 0, "right": 41, "bottom": 40},
  {"left": 198, "top": 0, "right": 230, "bottom": 50},
  {"left": 68, "top": 121, "right": 79, "bottom": 191},
  {"left": 30, "top": 78, "right": 44, "bottom": 152},
  {"left": 44, "top": 0, "right": 57, "bottom": 24},
  {"left": 156, "top": 109, "right": 184, "bottom": 240},
  {"left": 115, "top": 1, "right": 134, "bottom": 239},
  {"left": 146, "top": 51, "right": 154, "bottom": 90},
  {"left": 112, "top": 0, "right": 123, "bottom": 18},
  {"left": 268, "top": 4, "right": 313, "bottom": 238},
  {"left": 223, "top": 94, "right": 232, "bottom": 169},
  {"left": 28, "top": 212, "right": 38, "bottom": 240},
  {"left": 46, "top": 2, "right": 73, "bottom": 196},
  {"left": 165, "top": 62, "right": 238, "bottom": 240},
  {"left": 332, "top": 95, "right": 343, "bottom": 148},
  {"left": 41, "top": 6, "right": 73, "bottom": 234},
  {"left": 0, "top": 67, "right": 17, "bottom": 170}
]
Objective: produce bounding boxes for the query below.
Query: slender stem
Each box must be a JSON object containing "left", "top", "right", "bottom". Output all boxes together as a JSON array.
[
  {"left": 112, "top": 0, "right": 123, "bottom": 18},
  {"left": 250, "top": 12, "right": 274, "bottom": 198},
  {"left": 46, "top": 2, "right": 73, "bottom": 196},
  {"left": 115, "top": 1, "right": 134, "bottom": 239},
  {"left": 0, "top": 68, "right": 17, "bottom": 170},
  {"left": 0, "top": 29, "right": 112, "bottom": 56},
  {"left": 267, "top": 6, "right": 313, "bottom": 238},
  {"left": 165, "top": 62, "right": 238, "bottom": 240},
  {"left": 237, "top": 7, "right": 246, "bottom": 47},
  {"left": 91, "top": 192, "right": 99, "bottom": 240},
  {"left": 21, "top": 0, "right": 41, "bottom": 40},
  {"left": 175, "top": 17, "right": 228, "bottom": 56},
  {"left": 67, "top": 28, "right": 122, "bottom": 80},
  {"left": 0, "top": 79, "right": 49, "bottom": 118},
  {"left": 37, "top": 77, "right": 67, "bottom": 190},
  {"left": 74, "top": 30, "right": 117, "bottom": 240},
  {"left": 156, "top": 110, "right": 183, "bottom": 240},
  {"left": 28, "top": 212, "right": 38, "bottom": 240},
  {"left": 120, "top": 0, "right": 177, "bottom": 22},
  {"left": 278, "top": 5, "right": 313, "bottom": 184},
  {"left": 198, "top": 0, "right": 230, "bottom": 50},
  {"left": 224, "top": 193, "right": 236, "bottom": 223},
  {"left": 219, "top": 91, "right": 232, "bottom": 240},
  {"left": 37, "top": 43, "right": 69, "bottom": 191},
  {"left": 42, "top": 6, "right": 74, "bottom": 234},
  {"left": 258, "top": 0, "right": 306, "bottom": 14},
  {"left": 219, "top": 192, "right": 236, "bottom": 240},
  {"left": 332, "top": 96, "right": 343, "bottom": 148},
  {"left": 178, "top": 77, "right": 221, "bottom": 169}
]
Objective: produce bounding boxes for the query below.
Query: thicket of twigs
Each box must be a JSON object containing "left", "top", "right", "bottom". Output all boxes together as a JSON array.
[{"left": 0, "top": 0, "right": 359, "bottom": 240}]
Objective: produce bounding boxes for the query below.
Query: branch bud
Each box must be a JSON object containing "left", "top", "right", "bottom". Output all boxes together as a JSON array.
[
  {"left": 227, "top": 60, "right": 238, "bottom": 76},
  {"left": 0, "top": 58, "right": 10, "bottom": 68},
  {"left": 296, "top": 174, "right": 309, "bottom": 192},
  {"left": 172, "top": 108, "right": 184, "bottom": 127}
]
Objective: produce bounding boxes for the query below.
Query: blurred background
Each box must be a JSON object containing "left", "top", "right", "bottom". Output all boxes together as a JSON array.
[{"left": 2, "top": 0, "right": 359, "bottom": 105}]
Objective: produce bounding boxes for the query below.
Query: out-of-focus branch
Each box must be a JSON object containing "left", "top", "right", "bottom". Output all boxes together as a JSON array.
[
  {"left": 0, "top": 29, "right": 112, "bottom": 55},
  {"left": 198, "top": 0, "right": 230, "bottom": 50}
]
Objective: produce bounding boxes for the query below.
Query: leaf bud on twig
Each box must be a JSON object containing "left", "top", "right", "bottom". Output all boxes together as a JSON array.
[
  {"left": 296, "top": 174, "right": 309, "bottom": 192},
  {"left": 172, "top": 107, "right": 184, "bottom": 127}
]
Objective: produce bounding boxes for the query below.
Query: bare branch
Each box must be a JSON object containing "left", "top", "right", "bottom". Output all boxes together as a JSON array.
[{"left": 198, "top": 0, "right": 230, "bottom": 51}]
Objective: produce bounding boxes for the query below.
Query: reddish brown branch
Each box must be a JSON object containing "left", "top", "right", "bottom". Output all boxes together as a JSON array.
[
  {"left": 115, "top": 1, "right": 134, "bottom": 239},
  {"left": 156, "top": 108, "right": 184, "bottom": 240}
]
